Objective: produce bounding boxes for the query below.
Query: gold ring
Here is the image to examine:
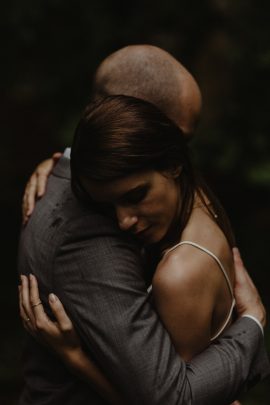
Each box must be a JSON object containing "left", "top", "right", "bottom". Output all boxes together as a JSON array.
[
  {"left": 31, "top": 301, "right": 42, "bottom": 308},
  {"left": 25, "top": 317, "right": 31, "bottom": 322}
]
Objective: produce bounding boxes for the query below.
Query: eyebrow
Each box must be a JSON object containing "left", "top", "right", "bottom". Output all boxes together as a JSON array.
[{"left": 119, "top": 183, "right": 150, "bottom": 201}]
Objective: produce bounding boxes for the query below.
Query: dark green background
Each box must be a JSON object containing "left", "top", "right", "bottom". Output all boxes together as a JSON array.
[{"left": 1, "top": 1, "right": 269, "bottom": 403}]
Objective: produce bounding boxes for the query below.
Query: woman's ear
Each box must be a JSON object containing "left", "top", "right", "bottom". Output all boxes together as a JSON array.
[
  {"left": 169, "top": 165, "right": 182, "bottom": 179},
  {"left": 162, "top": 166, "right": 182, "bottom": 179}
]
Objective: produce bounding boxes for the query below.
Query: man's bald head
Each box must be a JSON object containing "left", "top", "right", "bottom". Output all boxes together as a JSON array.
[{"left": 92, "top": 45, "right": 202, "bottom": 136}]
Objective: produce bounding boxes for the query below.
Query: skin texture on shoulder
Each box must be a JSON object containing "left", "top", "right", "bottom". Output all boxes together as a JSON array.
[{"left": 153, "top": 243, "right": 219, "bottom": 361}]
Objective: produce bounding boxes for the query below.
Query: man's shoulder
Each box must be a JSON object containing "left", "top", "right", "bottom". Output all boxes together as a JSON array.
[
  {"left": 18, "top": 160, "right": 132, "bottom": 278},
  {"left": 23, "top": 169, "right": 120, "bottom": 243}
]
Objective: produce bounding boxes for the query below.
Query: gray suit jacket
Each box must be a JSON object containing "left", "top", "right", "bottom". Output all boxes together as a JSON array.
[{"left": 18, "top": 156, "right": 269, "bottom": 405}]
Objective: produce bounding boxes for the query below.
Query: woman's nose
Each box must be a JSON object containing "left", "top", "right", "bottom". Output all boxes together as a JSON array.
[{"left": 116, "top": 206, "right": 138, "bottom": 231}]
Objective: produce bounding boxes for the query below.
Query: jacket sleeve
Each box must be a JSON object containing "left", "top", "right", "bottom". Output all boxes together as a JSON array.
[{"left": 53, "top": 214, "right": 270, "bottom": 405}]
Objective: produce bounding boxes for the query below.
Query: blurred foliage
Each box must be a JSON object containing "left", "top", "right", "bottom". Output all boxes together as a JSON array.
[{"left": 1, "top": 0, "right": 269, "bottom": 403}]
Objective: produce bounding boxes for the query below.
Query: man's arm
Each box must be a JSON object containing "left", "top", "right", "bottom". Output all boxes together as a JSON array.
[{"left": 53, "top": 216, "right": 269, "bottom": 405}]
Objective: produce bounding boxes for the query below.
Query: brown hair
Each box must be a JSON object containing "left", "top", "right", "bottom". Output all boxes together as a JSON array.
[{"left": 71, "top": 95, "right": 235, "bottom": 249}]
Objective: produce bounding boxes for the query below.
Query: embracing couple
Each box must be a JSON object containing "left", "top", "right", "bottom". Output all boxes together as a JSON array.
[{"left": 18, "top": 45, "right": 269, "bottom": 404}]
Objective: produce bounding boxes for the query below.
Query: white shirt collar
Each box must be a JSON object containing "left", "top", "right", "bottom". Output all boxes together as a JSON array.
[{"left": 63, "top": 147, "right": 71, "bottom": 159}]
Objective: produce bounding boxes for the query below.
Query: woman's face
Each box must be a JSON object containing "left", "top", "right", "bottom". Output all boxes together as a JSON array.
[{"left": 81, "top": 170, "right": 181, "bottom": 245}]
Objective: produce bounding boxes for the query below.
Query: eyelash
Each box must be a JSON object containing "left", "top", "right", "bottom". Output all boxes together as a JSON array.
[
  {"left": 95, "top": 187, "right": 149, "bottom": 217},
  {"left": 124, "top": 188, "right": 148, "bottom": 205}
]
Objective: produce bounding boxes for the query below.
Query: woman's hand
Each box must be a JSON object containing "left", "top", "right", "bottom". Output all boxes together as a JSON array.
[
  {"left": 19, "top": 273, "right": 81, "bottom": 359},
  {"left": 22, "top": 152, "right": 62, "bottom": 225},
  {"left": 19, "top": 274, "right": 126, "bottom": 404}
]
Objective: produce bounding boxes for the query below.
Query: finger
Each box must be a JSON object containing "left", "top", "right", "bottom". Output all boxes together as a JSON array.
[
  {"left": 29, "top": 274, "right": 43, "bottom": 309},
  {"left": 36, "top": 173, "right": 48, "bottom": 197},
  {"left": 48, "top": 293, "right": 73, "bottom": 332},
  {"left": 233, "top": 249, "right": 255, "bottom": 288},
  {"left": 25, "top": 175, "right": 38, "bottom": 216},
  {"left": 22, "top": 177, "right": 37, "bottom": 223},
  {"left": 29, "top": 274, "right": 56, "bottom": 333},
  {"left": 36, "top": 158, "right": 57, "bottom": 197},
  {"left": 20, "top": 275, "right": 36, "bottom": 325},
  {"left": 22, "top": 193, "right": 30, "bottom": 225},
  {"left": 52, "top": 152, "right": 62, "bottom": 161},
  {"left": 234, "top": 264, "right": 246, "bottom": 284},
  {"left": 19, "top": 285, "right": 35, "bottom": 335},
  {"left": 232, "top": 247, "right": 244, "bottom": 267},
  {"left": 29, "top": 274, "right": 47, "bottom": 319},
  {"left": 233, "top": 248, "right": 248, "bottom": 285}
]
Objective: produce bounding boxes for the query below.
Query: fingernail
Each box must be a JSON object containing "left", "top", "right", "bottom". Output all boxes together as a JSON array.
[{"left": 49, "top": 293, "right": 57, "bottom": 303}]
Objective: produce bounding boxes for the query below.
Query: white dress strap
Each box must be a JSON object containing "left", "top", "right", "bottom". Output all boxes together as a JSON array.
[
  {"left": 164, "top": 241, "right": 234, "bottom": 299},
  {"left": 164, "top": 240, "right": 235, "bottom": 340}
]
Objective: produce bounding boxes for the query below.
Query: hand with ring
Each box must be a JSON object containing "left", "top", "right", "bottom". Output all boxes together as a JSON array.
[
  {"left": 19, "top": 274, "right": 81, "bottom": 358},
  {"left": 18, "top": 274, "right": 126, "bottom": 405}
]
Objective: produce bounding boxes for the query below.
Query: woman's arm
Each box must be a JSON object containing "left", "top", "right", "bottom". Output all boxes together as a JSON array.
[
  {"left": 18, "top": 255, "right": 261, "bottom": 404},
  {"left": 22, "top": 152, "right": 62, "bottom": 224},
  {"left": 19, "top": 274, "right": 126, "bottom": 405},
  {"left": 152, "top": 247, "right": 220, "bottom": 362}
]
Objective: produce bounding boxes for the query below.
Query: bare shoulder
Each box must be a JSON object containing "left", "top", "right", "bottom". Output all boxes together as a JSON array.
[
  {"left": 152, "top": 244, "right": 219, "bottom": 359},
  {"left": 153, "top": 244, "right": 221, "bottom": 300}
]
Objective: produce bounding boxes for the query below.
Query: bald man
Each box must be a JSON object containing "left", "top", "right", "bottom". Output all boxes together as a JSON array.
[
  {"left": 93, "top": 45, "right": 201, "bottom": 135},
  {"left": 18, "top": 45, "right": 269, "bottom": 405}
]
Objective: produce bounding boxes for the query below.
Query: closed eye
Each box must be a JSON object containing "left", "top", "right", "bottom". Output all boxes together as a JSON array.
[{"left": 120, "top": 185, "right": 149, "bottom": 205}]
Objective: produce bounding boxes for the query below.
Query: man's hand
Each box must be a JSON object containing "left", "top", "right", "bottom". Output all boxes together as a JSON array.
[{"left": 233, "top": 247, "right": 266, "bottom": 328}]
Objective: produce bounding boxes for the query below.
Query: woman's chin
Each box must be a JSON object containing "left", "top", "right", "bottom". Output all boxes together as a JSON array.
[{"left": 140, "top": 227, "right": 166, "bottom": 246}]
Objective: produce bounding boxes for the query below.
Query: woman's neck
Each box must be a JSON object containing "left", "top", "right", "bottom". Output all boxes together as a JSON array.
[{"left": 158, "top": 190, "right": 219, "bottom": 253}]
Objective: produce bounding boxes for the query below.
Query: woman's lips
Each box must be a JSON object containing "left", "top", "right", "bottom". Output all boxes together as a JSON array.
[{"left": 135, "top": 226, "right": 151, "bottom": 238}]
